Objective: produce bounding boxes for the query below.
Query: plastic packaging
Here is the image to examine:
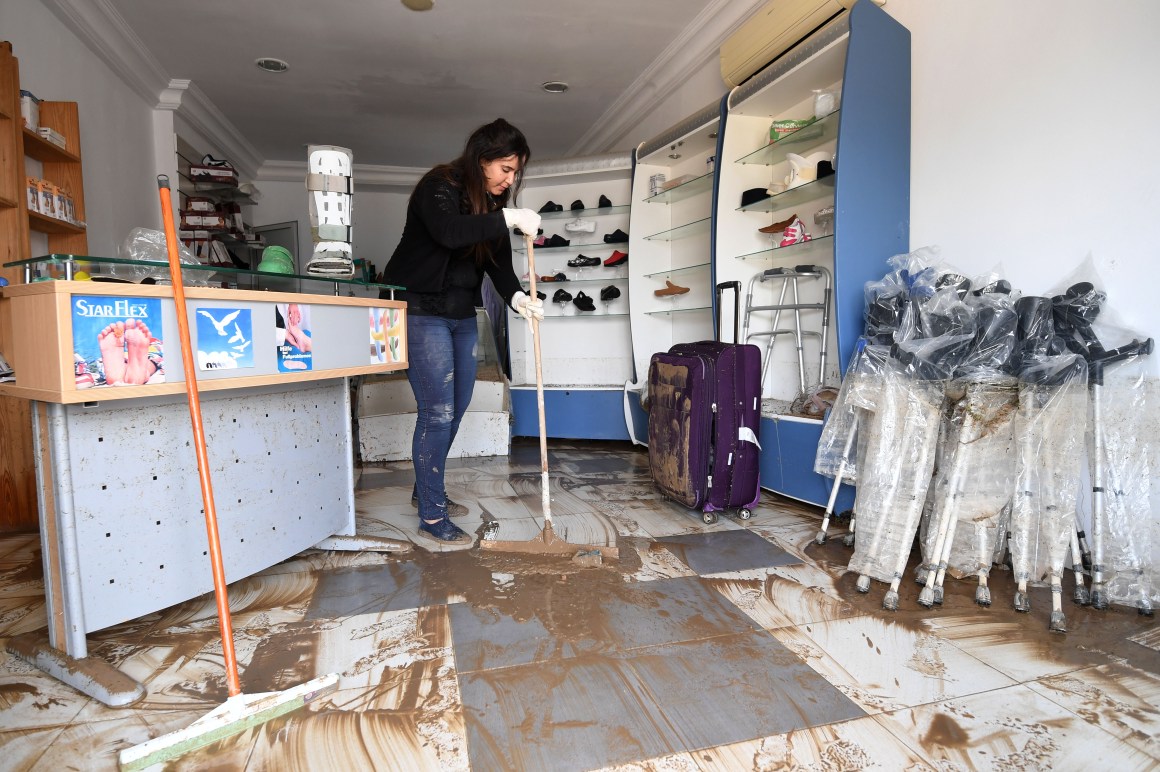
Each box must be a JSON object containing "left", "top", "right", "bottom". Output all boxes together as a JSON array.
[{"left": 117, "top": 227, "right": 211, "bottom": 286}]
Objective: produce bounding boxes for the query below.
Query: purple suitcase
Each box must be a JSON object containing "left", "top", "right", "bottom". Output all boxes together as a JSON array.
[{"left": 648, "top": 282, "right": 762, "bottom": 523}]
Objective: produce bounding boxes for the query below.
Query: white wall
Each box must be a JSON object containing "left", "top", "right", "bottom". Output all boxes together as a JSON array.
[{"left": 1, "top": 1, "right": 160, "bottom": 256}]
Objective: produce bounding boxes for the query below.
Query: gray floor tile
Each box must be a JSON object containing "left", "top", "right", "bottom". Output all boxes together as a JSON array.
[
  {"left": 459, "top": 629, "right": 864, "bottom": 771},
  {"left": 656, "top": 528, "right": 802, "bottom": 575},
  {"left": 449, "top": 576, "right": 761, "bottom": 674},
  {"left": 305, "top": 560, "right": 441, "bottom": 619}
]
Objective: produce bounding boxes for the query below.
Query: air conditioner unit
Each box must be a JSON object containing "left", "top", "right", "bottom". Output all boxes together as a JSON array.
[{"left": 721, "top": 0, "right": 882, "bottom": 87}]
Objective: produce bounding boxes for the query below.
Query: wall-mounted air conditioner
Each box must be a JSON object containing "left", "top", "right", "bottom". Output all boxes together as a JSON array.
[{"left": 721, "top": 0, "right": 883, "bottom": 87}]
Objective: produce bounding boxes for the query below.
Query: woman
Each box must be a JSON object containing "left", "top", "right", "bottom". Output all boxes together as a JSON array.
[{"left": 382, "top": 118, "right": 543, "bottom": 545}]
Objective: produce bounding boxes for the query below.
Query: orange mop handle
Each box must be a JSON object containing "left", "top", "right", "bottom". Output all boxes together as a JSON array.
[{"left": 157, "top": 176, "right": 241, "bottom": 698}]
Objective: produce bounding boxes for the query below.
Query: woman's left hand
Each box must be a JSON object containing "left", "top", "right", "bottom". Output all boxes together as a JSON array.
[{"left": 512, "top": 291, "right": 544, "bottom": 322}]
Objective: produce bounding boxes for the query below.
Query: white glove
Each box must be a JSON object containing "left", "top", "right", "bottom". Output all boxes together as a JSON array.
[
  {"left": 503, "top": 208, "right": 541, "bottom": 236},
  {"left": 512, "top": 291, "right": 544, "bottom": 322}
]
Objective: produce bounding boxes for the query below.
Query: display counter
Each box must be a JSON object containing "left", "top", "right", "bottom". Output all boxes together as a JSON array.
[{"left": 0, "top": 259, "right": 409, "bottom": 706}]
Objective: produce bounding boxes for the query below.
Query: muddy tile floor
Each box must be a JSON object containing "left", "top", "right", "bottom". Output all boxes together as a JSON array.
[{"left": 2, "top": 440, "right": 1159, "bottom": 770}]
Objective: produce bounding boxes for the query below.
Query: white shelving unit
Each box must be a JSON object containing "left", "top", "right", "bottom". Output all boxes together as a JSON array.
[
  {"left": 507, "top": 154, "right": 634, "bottom": 439},
  {"left": 625, "top": 101, "right": 723, "bottom": 441}
]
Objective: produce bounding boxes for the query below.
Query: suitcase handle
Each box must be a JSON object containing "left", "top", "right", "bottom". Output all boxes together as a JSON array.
[{"left": 716, "top": 281, "right": 741, "bottom": 344}]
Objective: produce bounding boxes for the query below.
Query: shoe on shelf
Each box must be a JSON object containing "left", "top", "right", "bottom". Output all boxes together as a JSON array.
[
  {"left": 758, "top": 213, "right": 799, "bottom": 234},
  {"left": 544, "top": 234, "right": 571, "bottom": 248},
  {"left": 567, "top": 254, "right": 601, "bottom": 268},
  {"left": 564, "top": 218, "right": 596, "bottom": 234},
  {"left": 570, "top": 199, "right": 585, "bottom": 211},
  {"left": 603, "top": 228, "right": 629, "bottom": 244},
  {"left": 514, "top": 226, "right": 544, "bottom": 236},
  {"left": 553, "top": 288, "right": 573, "bottom": 303},
  {"left": 573, "top": 291, "right": 596, "bottom": 312},
  {"left": 654, "top": 280, "right": 690, "bottom": 297},
  {"left": 534, "top": 235, "right": 547, "bottom": 246},
  {"left": 540, "top": 272, "right": 568, "bottom": 283},
  {"left": 604, "top": 250, "right": 628, "bottom": 267},
  {"left": 417, "top": 515, "right": 472, "bottom": 545},
  {"left": 598, "top": 194, "right": 613, "bottom": 208},
  {"left": 600, "top": 285, "right": 621, "bottom": 301},
  {"left": 412, "top": 496, "right": 468, "bottom": 518},
  {"left": 538, "top": 201, "right": 564, "bottom": 213},
  {"left": 779, "top": 217, "right": 812, "bottom": 248},
  {"left": 535, "top": 290, "right": 546, "bottom": 300}
]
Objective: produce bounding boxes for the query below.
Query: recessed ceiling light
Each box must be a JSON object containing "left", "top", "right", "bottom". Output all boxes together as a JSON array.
[
  {"left": 541, "top": 81, "right": 569, "bottom": 94},
  {"left": 402, "top": 0, "right": 434, "bottom": 10},
  {"left": 255, "top": 57, "right": 289, "bottom": 73}
]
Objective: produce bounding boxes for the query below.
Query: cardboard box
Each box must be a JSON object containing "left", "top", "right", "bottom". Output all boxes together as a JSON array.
[
  {"left": 19, "top": 90, "right": 40, "bottom": 131},
  {"left": 36, "top": 126, "right": 67, "bottom": 149},
  {"left": 26, "top": 177, "right": 40, "bottom": 213}
]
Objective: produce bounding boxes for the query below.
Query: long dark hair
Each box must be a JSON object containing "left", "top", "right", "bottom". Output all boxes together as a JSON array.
[{"left": 421, "top": 118, "right": 531, "bottom": 264}]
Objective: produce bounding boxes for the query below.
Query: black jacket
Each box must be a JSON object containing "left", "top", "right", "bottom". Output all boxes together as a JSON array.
[{"left": 381, "top": 172, "right": 521, "bottom": 319}]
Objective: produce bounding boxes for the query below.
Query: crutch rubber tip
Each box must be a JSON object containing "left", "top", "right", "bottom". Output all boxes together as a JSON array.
[
  {"left": 815, "top": 532, "right": 827, "bottom": 545},
  {"left": 882, "top": 590, "right": 899, "bottom": 611},
  {"left": 1073, "top": 587, "right": 1090, "bottom": 606},
  {"left": 1139, "top": 603, "right": 1154, "bottom": 617},
  {"left": 933, "top": 586, "right": 944, "bottom": 605},
  {"left": 1090, "top": 589, "right": 1109, "bottom": 610},
  {"left": 916, "top": 587, "right": 935, "bottom": 607},
  {"left": 975, "top": 586, "right": 992, "bottom": 606},
  {"left": 914, "top": 566, "right": 929, "bottom": 585},
  {"left": 855, "top": 575, "right": 871, "bottom": 593},
  {"left": 1013, "top": 592, "right": 1031, "bottom": 613},
  {"left": 843, "top": 534, "right": 856, "bottom": 548},
  {"left": 1049, "top": 611, "right": 1067, "bottom": 633}
]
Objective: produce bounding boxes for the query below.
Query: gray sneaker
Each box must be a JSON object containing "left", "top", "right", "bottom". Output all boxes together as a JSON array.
[{"left": 412, "top": 496, "right": 468, "bottom": 518}]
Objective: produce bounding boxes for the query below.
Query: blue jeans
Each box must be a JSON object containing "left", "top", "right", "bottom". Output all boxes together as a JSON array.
[{"left": 406, "top": 315, "right": 478, "bottom": 518}]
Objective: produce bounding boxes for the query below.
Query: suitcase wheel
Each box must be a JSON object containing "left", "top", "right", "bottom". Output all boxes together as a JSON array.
[
  {"left": 702, "top": 511, "right": 718, "bottom": 525},
  {"left": 738, "top": 508, "right": 752, "bottom": 520}
]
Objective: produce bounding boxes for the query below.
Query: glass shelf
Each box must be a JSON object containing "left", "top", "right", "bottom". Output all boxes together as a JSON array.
[
  {"left": 510, "top": 310, "right": 630, "bottom": 319},
  {"left": 733, "top": 234, "right": 834, "bottom": 261},
  {"left": 644, "top": 305, "right": 711, "bottom": 317},
  {"left": 643, "top": 217, "right": 711, "bottom": 241},
  {"left": 526, "top": 275, "right": 628, "bottom": 287},
  {"left": 642, "top": 172, "right": 713, "bottom": 204},
  {"left": 643, "top": 262, "right": 710, "bottom": 279},
  {"left": 735, "top": 110, "right": 840, "bottom": 166},
  {"left": 4, "top": 254, "right": 402, "bottom": 292},
  {"left": 514, "top": 239, "right": 627, "bottom": 253},
  {"left": 737, "top": 177, "right": 835, "bottom": 213},
  {"left": 538, "top": 204, "right": 630, "bottom": 221}
]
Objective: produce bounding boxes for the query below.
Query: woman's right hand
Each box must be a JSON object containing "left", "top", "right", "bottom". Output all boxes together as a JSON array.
[{"left": 503, "top": 208, "right": 541, "bottom": 235}]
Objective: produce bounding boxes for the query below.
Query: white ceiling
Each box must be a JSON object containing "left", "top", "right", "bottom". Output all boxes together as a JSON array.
[{"left": 101, "top": 0, "right": 737, "bottom": 169}]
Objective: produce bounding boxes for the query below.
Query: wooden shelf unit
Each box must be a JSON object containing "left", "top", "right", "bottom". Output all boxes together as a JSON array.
[{"left": 0, "top": 42, "right": 89, "bottom": 532}]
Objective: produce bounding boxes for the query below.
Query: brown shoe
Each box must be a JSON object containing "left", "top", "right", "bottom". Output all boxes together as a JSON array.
[
  {"left": 654, "top": 280, "right": 690, "bottom": 297},
  {"left": 758, "top": 213, "right": 799, "bottom": 234}
]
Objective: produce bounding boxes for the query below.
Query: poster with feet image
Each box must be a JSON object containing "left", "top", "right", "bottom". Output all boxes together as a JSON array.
[
  {"left": 196, "top": 307, "right": 254, "bottom": 370},
  {"left": 275, "top": 303, "right": 313, "bottom": 372},
  {"left": 71, "top": 295, "right": 164, "bottom": 388},
  {"left": 369, "top": 307, "right": 404, "bottom": 365}
]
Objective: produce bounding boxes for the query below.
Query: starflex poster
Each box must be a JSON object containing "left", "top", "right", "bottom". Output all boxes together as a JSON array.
[
  {"left": 71, "top": 295, "right": 164, "bottom": 388},
  {"left": 196, "top": 307, "right": 254, "bottom": 370},
  {"left": 275, "top": 303, "right": 313, "bottom": 372},
  {"left": 369, "top": 307, "right": 404, "bottom": 365}
]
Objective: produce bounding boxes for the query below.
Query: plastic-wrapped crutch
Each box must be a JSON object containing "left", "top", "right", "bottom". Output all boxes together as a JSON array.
[
  {"left": 813, "top": 341, "right": 891, "bottom": 543},
  {"left": 1010, "top": 351, "right": 1089, "bottom": 631},
  {"left": 916, "top": 288, "right": 1021, "bottom": 607},
  {"left": 848, "top": 294, "right": 978, "bottom": 609},
  {"left": 1050, "top": 281, "right": 1155, "bottom": 614}
]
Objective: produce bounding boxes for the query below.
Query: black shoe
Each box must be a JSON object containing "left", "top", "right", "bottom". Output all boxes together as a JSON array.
[
  {"left": 514, "top": 226, "right": 543, "bottom": 236},
  {"left": 535, "top": 290, "right": 546, "bottom": 300},
  {"left": 417, "top": 516, "right": 472, "bottom": 544},
  {"left": 598, "top": 194, "right": 613, "bottom": 208},
  {"left": 538, "top": 201, "right": 563, "bottom": 213},
  {"left": 552, "top": 288, "right": 572, "bottom": 303},
  {"left": 600, "top": 285, "right": 621, "bottom": 301},
  {"left": 570, "top": 199, "right": 585, "bottom": 211},
  {"left": 573, "top": 291, "right": 595, "bottom": 312},
  {"left": 544, "top": 234, "right": 570, "bottom": 248},
  {"left": 603, "top": 229, "right": 629, "bottom": 243},
  {"left": 566, "top": 254, "right": 601, "bottom": 267}
]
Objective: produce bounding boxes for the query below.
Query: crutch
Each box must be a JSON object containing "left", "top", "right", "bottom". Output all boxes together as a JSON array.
[{"left": 816, "top": 338, "right": 865, "bottom": 545}]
